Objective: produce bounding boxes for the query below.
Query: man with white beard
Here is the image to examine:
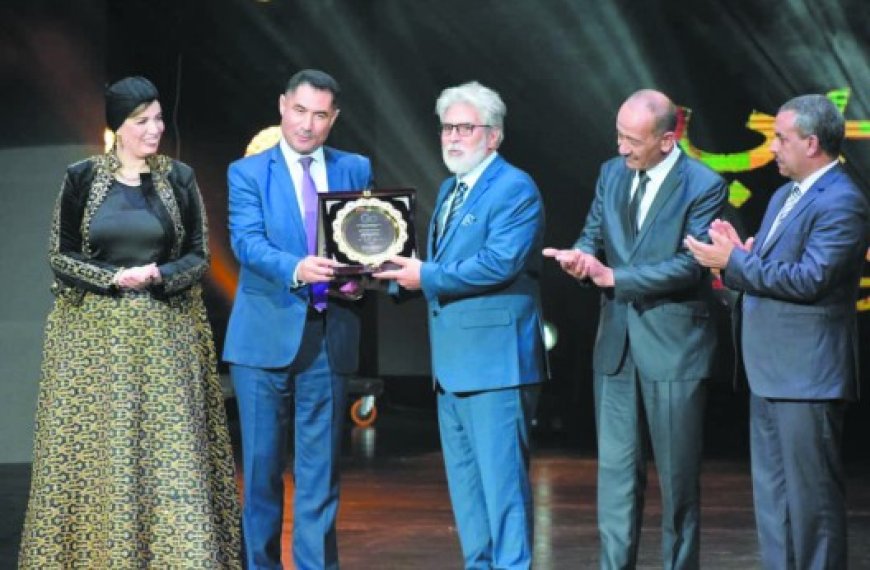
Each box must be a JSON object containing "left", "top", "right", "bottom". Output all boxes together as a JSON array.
[{"left": 375, "top": 81, "right": 548, "bottom": 570}]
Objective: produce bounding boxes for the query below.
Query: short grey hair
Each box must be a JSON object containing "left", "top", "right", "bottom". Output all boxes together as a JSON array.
[
  {"left": 779, "top": 94, "right": 845, "bottom": 157},
  {"left": 436, "top": 81, "right": 506, "bottom": 144}
]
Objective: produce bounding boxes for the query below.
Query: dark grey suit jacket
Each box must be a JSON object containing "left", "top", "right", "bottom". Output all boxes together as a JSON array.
[{"left": 574, "top": 152, "right": 728, "bottom": 381}]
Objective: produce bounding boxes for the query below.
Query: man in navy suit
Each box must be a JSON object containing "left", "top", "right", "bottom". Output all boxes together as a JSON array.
[
  {"left": 224, "top": 69, "right": 373, "bottom": 570},
  {"left": 544, "top": 90, "right": 727, "bottom": 569},
  {"left": 375, "top": 81, "right": 547, "bottom": 569},
  {"left": 687, "top": 94, "right": 869, "bottom": 569}
]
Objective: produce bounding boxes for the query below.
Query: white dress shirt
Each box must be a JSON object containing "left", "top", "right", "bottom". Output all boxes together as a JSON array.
[
  {"left": 279, "top": 138, "right": 329, "bottom": 285},
  {"left": 279, "top": 137, "right": 329, "bottom": 218},
  {"left": 632, "top": 146, "right": 682, "bottom": 228}
]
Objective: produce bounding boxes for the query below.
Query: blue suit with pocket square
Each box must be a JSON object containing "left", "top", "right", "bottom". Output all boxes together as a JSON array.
[{"left": 423, "top": 151, "right": 547, "bottom": 570}]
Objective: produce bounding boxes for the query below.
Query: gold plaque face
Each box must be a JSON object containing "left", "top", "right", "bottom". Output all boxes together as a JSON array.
[
  {"left": 319, "top": 188, "right": 417, "bottom": 276},
  {"left": 332, "top": 197, "right": 409, "bottom": 266}
]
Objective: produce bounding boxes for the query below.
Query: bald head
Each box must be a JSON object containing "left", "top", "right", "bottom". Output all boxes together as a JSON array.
[
  {"left": 623, "top": 89, "right": 678, "bottom": 136},
  {"left": 616, "top": 89, "right": 678, "bottom": 171}
]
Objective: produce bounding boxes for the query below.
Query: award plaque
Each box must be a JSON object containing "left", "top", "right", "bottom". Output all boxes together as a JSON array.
[{"left": 318, "top": 188, "right": 417, "bottom": 276}]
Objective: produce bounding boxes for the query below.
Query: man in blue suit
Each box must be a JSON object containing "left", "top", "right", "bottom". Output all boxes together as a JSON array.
[
  {"left": 223, "top": 69, "right": 373, "bottom": 570},
  {"left": 544, "top": 90, "right": 727, "bottom": 569},
  {"left": 375, "top": 81, "right": 547, "bottom": 569},
  {"left": 687, "top": 94, "right": 869, "bottom": 569}
]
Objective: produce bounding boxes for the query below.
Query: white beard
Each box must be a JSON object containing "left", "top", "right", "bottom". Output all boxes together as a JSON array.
[{"left": 442, "top": 139, "right": 488, "bottom": 175}]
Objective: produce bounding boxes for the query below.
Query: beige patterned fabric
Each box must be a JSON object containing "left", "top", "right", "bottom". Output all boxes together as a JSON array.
[{"left": 18, "top": 285, "right": 241, "bottom": 569}]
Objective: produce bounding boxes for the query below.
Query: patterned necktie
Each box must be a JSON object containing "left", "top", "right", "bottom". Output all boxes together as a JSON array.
[
  {"left": 299, "top": 156, "right": 327, "bottom": 311},
  {"left": 628, "top": 171, "right": 649, "bottom": 235},
  {"left": 440, "top": 181, "right": 469, "bottom": 243},
  {"left": 764, "top": 183, "right": 802, "bottom": 246}
]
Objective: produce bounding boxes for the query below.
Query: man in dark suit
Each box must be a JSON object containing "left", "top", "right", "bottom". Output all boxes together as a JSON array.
[
  {"left": 375, "top": 81, "right": 547, "bottom": 569},
  {"left": 544, "top": 89, "right": 728, "bottom": 569},
  {"left": 686, "top": 94, "right": 869, "bottom": 569},
  {"left": 223, "top": 69, "right": 373, "bottom": 570}
]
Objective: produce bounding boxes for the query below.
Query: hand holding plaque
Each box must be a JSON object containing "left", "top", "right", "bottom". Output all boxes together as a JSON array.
[{"left": 318, "top": 188, "right": 418, "bottom": 276}]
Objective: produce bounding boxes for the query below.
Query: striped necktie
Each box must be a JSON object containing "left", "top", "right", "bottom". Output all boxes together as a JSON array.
[
  {"left": 763, "top": 183, "right": 802, "bottom": 246},
  {"left": 439, "top": 181, "right": 469, "bottom": 241}
]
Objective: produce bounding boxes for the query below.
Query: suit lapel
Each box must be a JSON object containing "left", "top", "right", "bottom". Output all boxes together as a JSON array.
[
  {"left": 634, "top": 156, "right": 682, "bottom": 251},
  {"left": 632, "top": 163, "right": 684, "bottom": 253},
  {"left": 429, "top": 178, "right": 454, "bottom": 259},
  {"left": 758, "top": 188, "right": 817, "bottom": 255},
  {"left": 323, "top": 146, "right": 338, "bottom": 191},
  {"left": 643, "top": 157, "right": 682, "bottom": 233},
  {"left": 434, "top": 155, "right": 503, "bottom": 259},
  {"left": 758, "top": 166, "right": 840, "bottom": 255},
  {"left": 753, "top": 183, "right": 790, "bottom": 255},
  {"left": 269, "top": 145, "right": 307, "bottom": 248},
  {"left": 618, "top": 168, "right": 635, "bottom": 247}
]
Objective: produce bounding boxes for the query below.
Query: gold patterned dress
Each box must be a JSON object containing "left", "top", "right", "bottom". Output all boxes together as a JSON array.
[{"left": 18, "top": 154, "right": 241, "bottom": 569}]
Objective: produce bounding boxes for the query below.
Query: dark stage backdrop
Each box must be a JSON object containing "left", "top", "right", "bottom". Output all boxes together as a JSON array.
[{"left": 2, "top": 0, "right": 869, "bottom": 460}]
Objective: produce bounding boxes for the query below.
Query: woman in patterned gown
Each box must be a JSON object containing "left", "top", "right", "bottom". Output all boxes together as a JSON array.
[{"left": 18, "top": 76, "right": 241, "bottom": 569}]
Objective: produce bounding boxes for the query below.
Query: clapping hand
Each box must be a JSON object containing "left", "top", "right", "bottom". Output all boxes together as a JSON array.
[
  {"left": 542, "top": 248, "right": 615, "bottom": 287},
  {"left": 684, "top": 219, "right": 753, "bottom": 270}
]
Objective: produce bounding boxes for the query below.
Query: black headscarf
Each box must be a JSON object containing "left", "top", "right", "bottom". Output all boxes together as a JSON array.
[{"left": 105, "top": 76, "right": 159, "bottom": 132}]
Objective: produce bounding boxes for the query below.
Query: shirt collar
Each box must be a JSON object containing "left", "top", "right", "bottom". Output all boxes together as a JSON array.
[
  {"left": 796, "top": 159, "right": 838, "bottom": 194},
  {"left": 279, "top": 137, "right": 325, "bottom": 168},
  {"left": 640, "top": 146, "right": 681, "bottom": 184}
]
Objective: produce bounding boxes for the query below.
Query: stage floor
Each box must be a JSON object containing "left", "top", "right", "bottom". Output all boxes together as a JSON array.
[{"left": 3, "top": 403, "right": 869, "bottom": 569}]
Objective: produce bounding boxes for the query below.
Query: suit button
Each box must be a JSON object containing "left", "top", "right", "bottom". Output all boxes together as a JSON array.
[{"left": 432, "top": 310, "right": 439, "bottom": 317}]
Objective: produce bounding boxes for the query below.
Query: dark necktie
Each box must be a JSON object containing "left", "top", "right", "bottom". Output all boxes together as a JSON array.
[
  {"left": 628, "top": 171, "right": 649, "bottom": 235},
  {"left": 299, "top": 156, "right": 327, "bottom": 311},
  {"left": 439, "top": 181, "right": 469, "bottom": 243}
]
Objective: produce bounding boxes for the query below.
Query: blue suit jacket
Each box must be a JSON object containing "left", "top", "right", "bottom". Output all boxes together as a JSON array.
[
  {"left": 223, "top": 144, "right": 373, "bottom": 371},
  {"left": 724, "top": 165, "right": 869, "bottom": 400},
  {"left": 574, "top": 153, "right": 728, "bottom": 381},
  {"left": 420, "top": 154, "right": 547, "bottom": 392}
]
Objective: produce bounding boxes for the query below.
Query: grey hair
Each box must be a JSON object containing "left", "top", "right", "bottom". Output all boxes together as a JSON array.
[
  {"left": 436, "top": 81, "right": 506, "bottom": 144},
  {"left": 779, "top": 94, "right": 845, "bottom": 157}
]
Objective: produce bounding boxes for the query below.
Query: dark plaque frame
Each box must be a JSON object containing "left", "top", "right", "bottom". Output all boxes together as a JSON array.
[{"left": 318, "top": 188, "right": 417, "bottom": 275}]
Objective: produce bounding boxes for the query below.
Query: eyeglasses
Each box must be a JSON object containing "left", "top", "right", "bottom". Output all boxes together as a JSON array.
[{"left": 440, "top": 123, "right": 492, "bottom": 137}]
